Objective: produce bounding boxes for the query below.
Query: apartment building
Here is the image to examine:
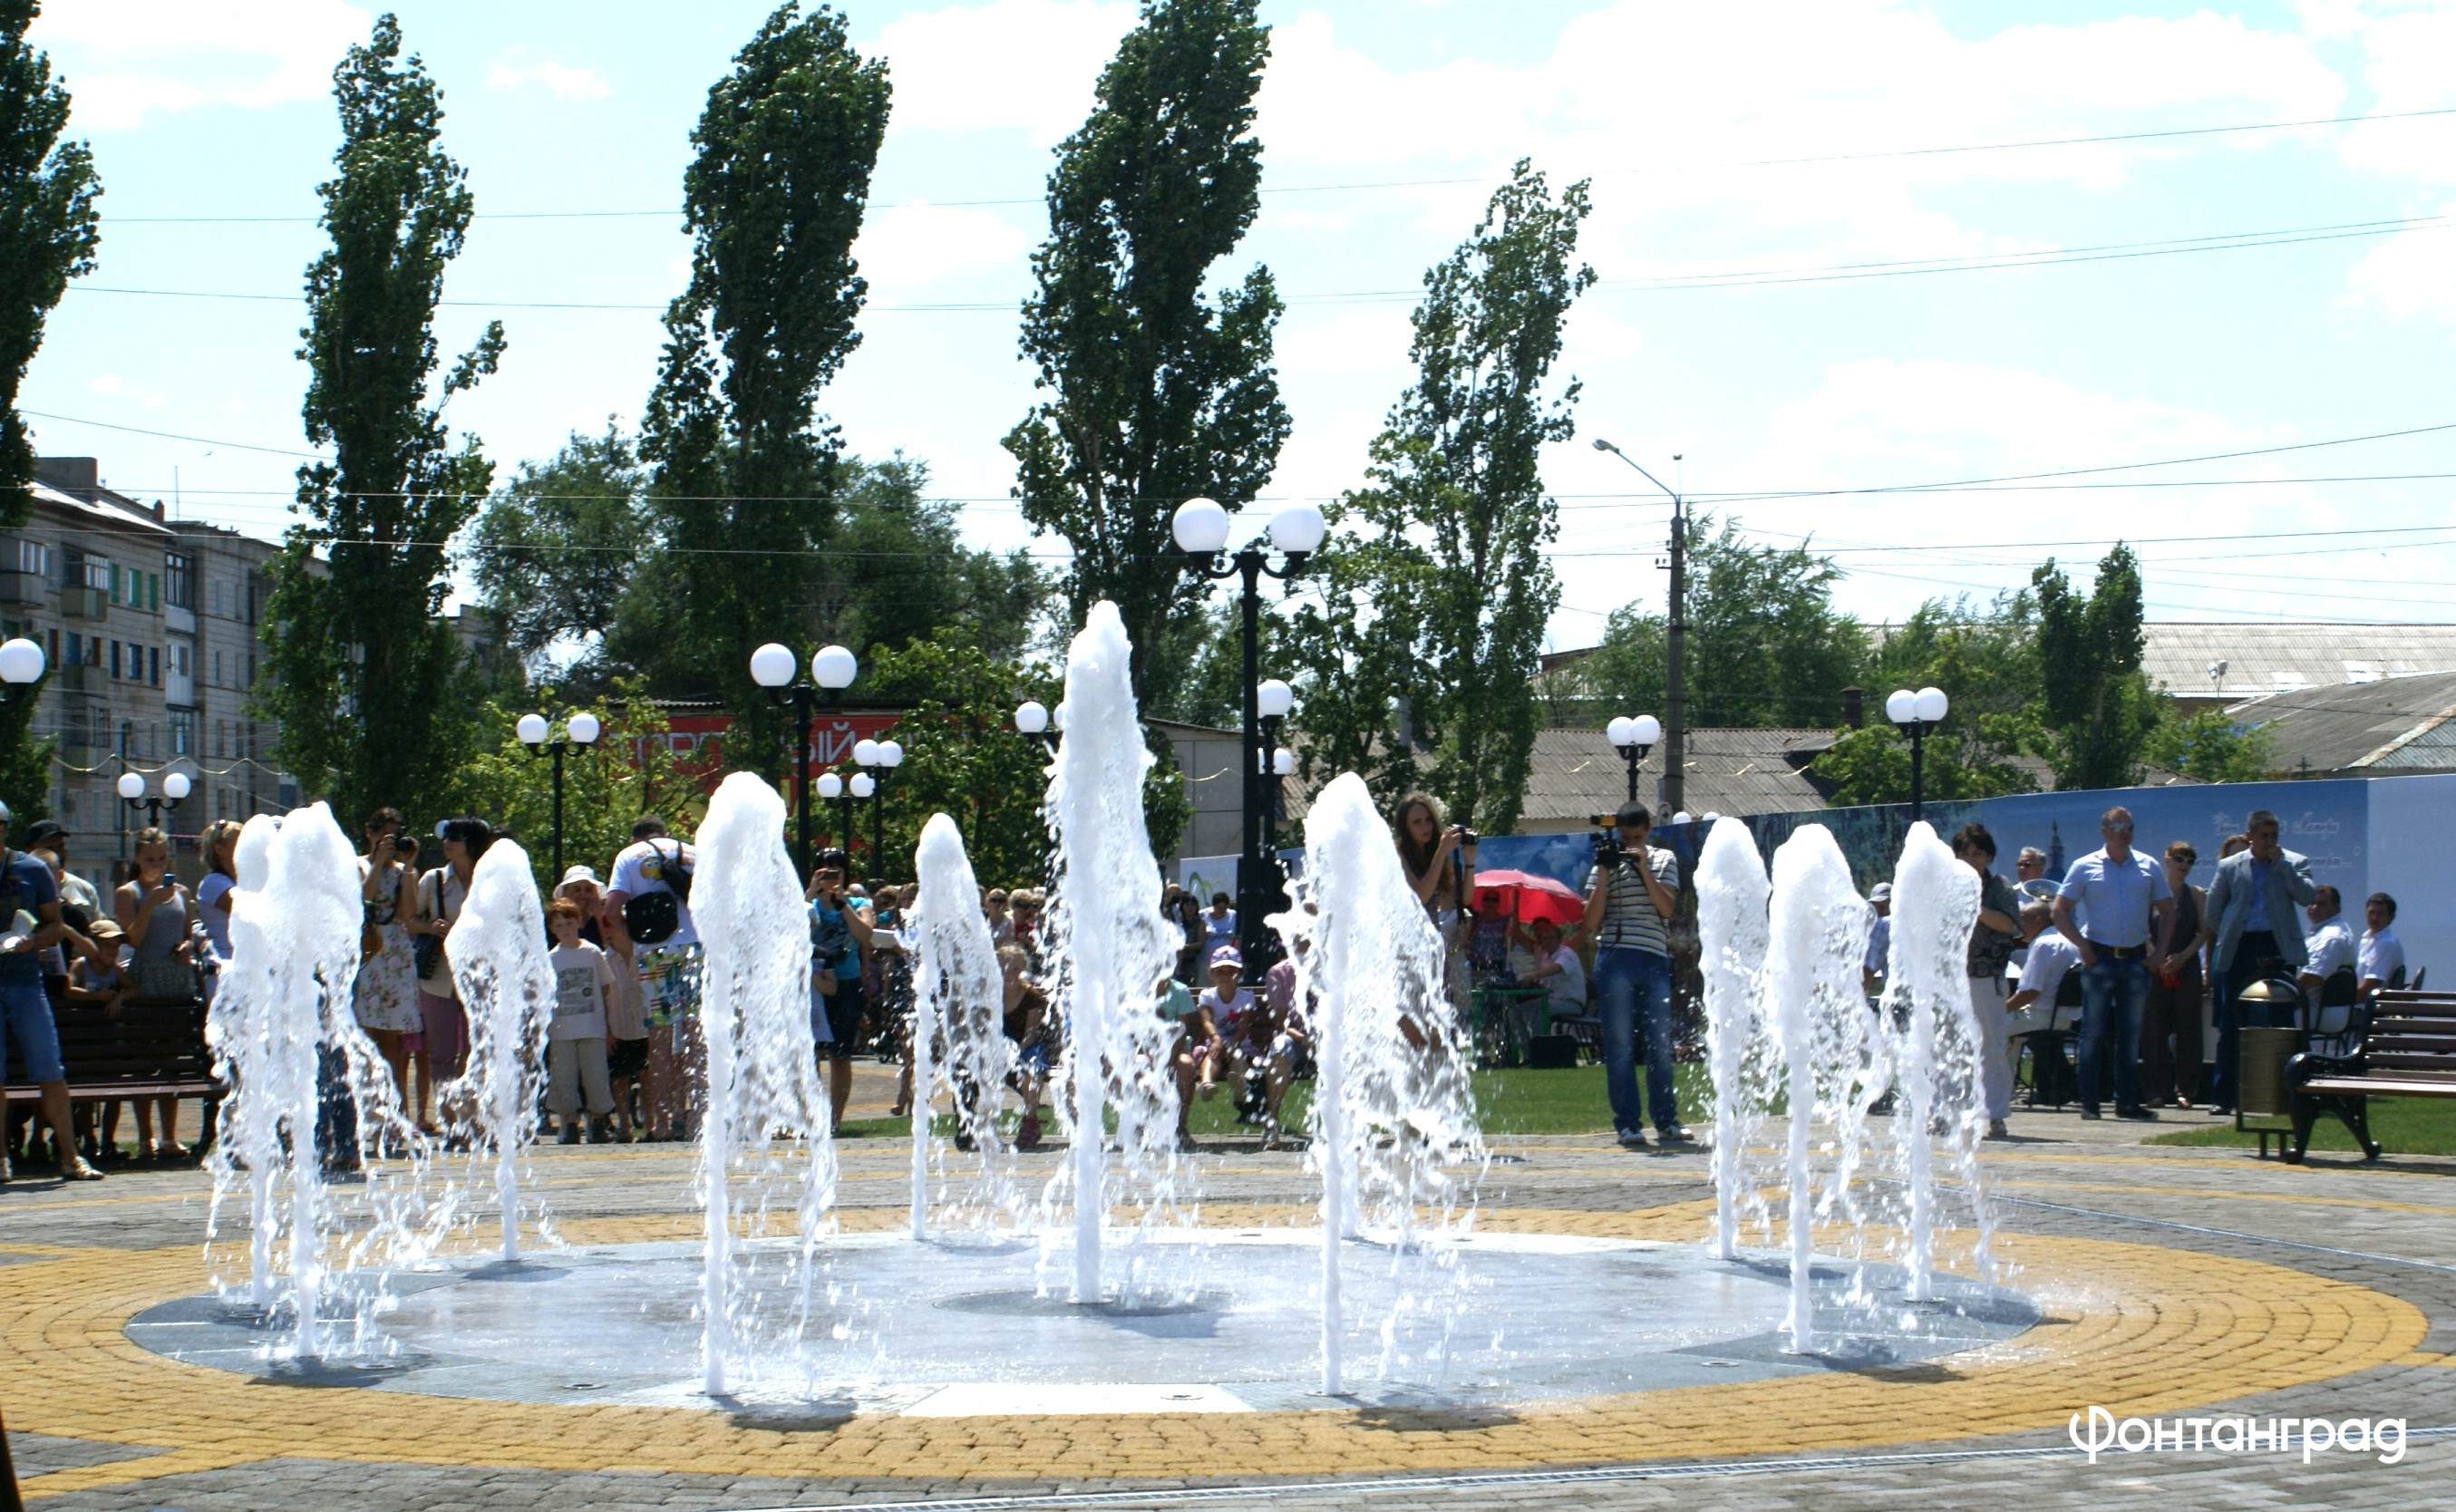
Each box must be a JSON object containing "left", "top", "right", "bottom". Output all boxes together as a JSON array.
[{"left": 3, "top": 459, "right": 304, "bottom": 883}]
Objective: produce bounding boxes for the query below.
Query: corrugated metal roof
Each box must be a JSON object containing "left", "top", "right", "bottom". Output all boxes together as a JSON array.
[
  {"left": 2140, "top": 623, "right": 2456, "bottom": 697},
  {"left": 2227, "top": 668, "right": 2456, "bottom": 774}
]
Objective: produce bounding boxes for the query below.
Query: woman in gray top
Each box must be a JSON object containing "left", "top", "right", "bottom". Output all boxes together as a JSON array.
[{"left": 114, "top": 825, "right": 197, "bottom": 1159}]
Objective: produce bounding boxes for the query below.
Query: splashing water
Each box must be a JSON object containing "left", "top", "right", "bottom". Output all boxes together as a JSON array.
[
  {"left": 1038, "top": 601, "right": 1182, "bottom": 1304},
  {"left": 908, "top": 812, "right": 1024, "bottom": 1238},
  {"left": 443, "top": 839, "right": 557, "bottom": 1263},
  {"left": 204, "top": 814, "right": 286, "bottom": 1307},
  {"left": 1879, "top": 822, "right": 1990, "bottom": 1298},
  {"left": 1763, "top": 825, "right": 1874, "bottom": 1354},
  {"left": 692, "top": 772, "right": 840, "bottom": 1397},
  {"left": 1283, "top": 772, "right": 1485, "bottom": 1396},
  {"left": 1694, "top": 817, "right": 1771, "bottom": 1263}
]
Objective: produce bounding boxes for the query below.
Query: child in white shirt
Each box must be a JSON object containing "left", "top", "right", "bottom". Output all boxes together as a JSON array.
[{"left": 546, "top": 898, "right": 618, "bottom": 1143}]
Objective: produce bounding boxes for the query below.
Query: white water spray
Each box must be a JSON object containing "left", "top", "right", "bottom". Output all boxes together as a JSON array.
[
  {"left": 444, "top": 839, "right": 556, "bottom": 1262},
  {"left": 692, "top": 773, "right": 839, "bottom": 1397},
  {"left": 1694, "top": 817, "right": 1769, "bottom": 1262},
  {"left": 1040, "top": 601, "right": 1177, "bottom": 1304},
  {"left": 908, "top": 812, "right": 1018, "bottom": 1238},
  {"left": 1882, "top": 822, "right": 1985, "bottom": 1299},
  {"left": 203, "top": 814, "right": 285, "bottom": 1306}
]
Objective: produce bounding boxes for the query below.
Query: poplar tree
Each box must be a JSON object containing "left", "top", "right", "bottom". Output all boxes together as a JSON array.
[
  {"left": 640, "top": 2, "right": 889, "bottom": 778},
  {"left": 2036, "top": 542, "right": 2160, "bottom": 790},
  {"left": 1005, "top": 0, "right": 1288, "bottom": 703},
  {"left": 260, "top": 14, "right": 504, "bottom": 821},
  {"left": 0, "top": 0, "right": 101, "bottom": 528}
]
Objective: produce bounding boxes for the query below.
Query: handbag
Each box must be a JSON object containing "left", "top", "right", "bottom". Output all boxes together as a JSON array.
[
  {"left": 622, "top": 840, "right": 693, "bottom": 945},
  {"left": 413, "top": 870, "right": 444, "bottom": 982}
]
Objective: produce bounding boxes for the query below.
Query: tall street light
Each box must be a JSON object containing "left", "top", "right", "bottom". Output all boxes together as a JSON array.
[
  {"left": 517, "top": 706, "right": 602, "bottom": 881},
  {"left": 750, "top": 641, "right": 858, "bottom": 879},
  {"left": 0, "top": 636, "right": 45, "bottom": 706},
  {"left": 1174, "top": 499, "right": 1323, "bottom": 979},
  {"left": 854, "top": 737, "right": 904, "bottom": 883},
  {"left": 816, "top": 771, "right": 850, "bottom": 857},
  {"left": 1257, "top": 678, "right": 1293, "bottom": 859},
  {"left": 1886, "top": 685, "right": 1950, "bottom": 821},
  {"left": 116, "top": 768, "right": 190, "bottom": 830},
  {"left": 1014, "top": 699, "right": 1062, "bottom": 757},
  {"left": 1592, "top": 439, "right": 1687, "bottom": 814},
  {"left": 1606, "top": 712, "right": 1662, "bottom": 805}
]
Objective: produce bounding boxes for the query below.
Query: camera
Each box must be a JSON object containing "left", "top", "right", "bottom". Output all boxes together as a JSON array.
[
  {"left": 1458, "top": 826, "right": 1479, "bottom": 848},
  {"left": 1589, "top": 813, "right": 1624, "bottom": 864},
  {"left": 392, "top": 833, "right": 422, "bottom": 858}
]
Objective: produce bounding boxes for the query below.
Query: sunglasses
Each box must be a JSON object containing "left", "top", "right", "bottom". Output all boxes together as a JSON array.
[{"left": 2102, "top": 823, "right": 2134, "bottom": 833}]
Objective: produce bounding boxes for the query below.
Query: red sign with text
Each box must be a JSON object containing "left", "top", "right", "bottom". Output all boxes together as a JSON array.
[{"left": 633, "top": 712, "right": 906, "bottom": 789}]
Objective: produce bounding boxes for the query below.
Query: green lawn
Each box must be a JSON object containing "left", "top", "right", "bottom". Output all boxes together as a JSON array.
[
  {"left": 834, "top": 1063, "right": 1710, "bottom": 1143},
  {"left": 2146, "top": 1094, "right": 2456, "bottom": 1157}
]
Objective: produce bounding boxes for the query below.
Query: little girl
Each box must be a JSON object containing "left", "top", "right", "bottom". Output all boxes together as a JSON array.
[{"left": 545, "top": 898, "right": 617, "bottom": 1144}]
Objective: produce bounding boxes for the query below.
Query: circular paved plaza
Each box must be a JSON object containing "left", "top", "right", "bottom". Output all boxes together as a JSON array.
[{"left": 5, "top": 1079, "right": 2452, "bottom": 1510}]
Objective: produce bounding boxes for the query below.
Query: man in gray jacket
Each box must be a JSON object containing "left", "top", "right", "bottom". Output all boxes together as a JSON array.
[{"left": 2198, "top": 809, "right": 2317, "bottom": 1112}]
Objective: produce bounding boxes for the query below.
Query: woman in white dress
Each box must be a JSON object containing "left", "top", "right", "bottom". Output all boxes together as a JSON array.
[{"left": 353, "top": 806, "right": 423, "bottom": 1109}]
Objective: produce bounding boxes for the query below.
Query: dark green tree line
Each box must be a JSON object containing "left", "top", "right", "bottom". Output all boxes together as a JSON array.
[{"left": 0, "top": 0, "right": 99, "bottom": 530}]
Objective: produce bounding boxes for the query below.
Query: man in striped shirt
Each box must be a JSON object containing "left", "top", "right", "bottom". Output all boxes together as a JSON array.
[{"left": 1581, "top": 802, "right": 1688, "bottom": 1149}]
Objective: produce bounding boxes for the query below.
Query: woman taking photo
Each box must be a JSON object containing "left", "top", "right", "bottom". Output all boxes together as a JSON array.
[
  {"left": 410, "top": 816, "right": 490, "bottom": 1133},
  {"left": 114, "top": 826, "right": 196, "bottom": 1160},
  {"left": 353, "top": 807, "right": 422, "bottom": 1110}
]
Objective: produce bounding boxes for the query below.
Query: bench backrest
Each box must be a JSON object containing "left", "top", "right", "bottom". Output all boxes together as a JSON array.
[
  {"left": 4, "top": 997, "right": 216, "bottom": 1092},
  {"left": 2354, "top": 992, "right": 2456, "bottom": 1085}
]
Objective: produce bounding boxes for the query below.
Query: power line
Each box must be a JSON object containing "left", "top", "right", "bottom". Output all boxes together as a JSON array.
[
  {"left": 92, "top": 102, "right": 2456, "bottom": 225},
  {"left": 21, "top": 407, "right": 326, "bottom": 460}
]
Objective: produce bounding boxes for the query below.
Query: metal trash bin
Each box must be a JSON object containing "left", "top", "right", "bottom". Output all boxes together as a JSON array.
[{"left": 2237, "top": 1025, "right": 2301, "bottom": 1158}]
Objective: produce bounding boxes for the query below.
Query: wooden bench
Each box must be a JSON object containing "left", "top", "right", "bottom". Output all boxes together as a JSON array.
[
  {"left": 2283, "top": 989, "right": 2456, "bottom": 1163},
  {"left": 4, "top": 996, "right": 222, "bottom": 1149}
]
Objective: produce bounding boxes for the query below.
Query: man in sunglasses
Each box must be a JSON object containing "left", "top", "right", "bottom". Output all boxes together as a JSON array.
[{"left": 2051, "top": 806, "right": 2173, "bottom": 1122}]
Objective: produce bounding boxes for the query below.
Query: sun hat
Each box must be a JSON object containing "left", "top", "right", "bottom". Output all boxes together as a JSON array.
[{"left": 1209, "top": 945, "right": 1243, "bottom": 971}]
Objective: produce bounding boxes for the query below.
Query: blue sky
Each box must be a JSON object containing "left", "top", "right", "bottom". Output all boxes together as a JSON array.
[{"left": 21, "top": 0, "right": 2456, "bottom": 654}]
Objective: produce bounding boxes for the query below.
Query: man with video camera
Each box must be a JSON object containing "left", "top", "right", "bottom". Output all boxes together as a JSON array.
[{"left": 1581, "top": 801, "right": 1688, "bottom": 1149}]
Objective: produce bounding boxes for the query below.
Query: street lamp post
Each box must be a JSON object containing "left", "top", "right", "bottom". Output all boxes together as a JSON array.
[
  {"left": 854, "top": 738, "right": 903, "bottom": 883},
  {"left": 0, "top": 636, "right": 44, "bottom": 706},
  {"left": 1014, "top": 700, "right": 1061, "bottom": 757},
  {"left": 1174, "top": 499, "right": 1323, "bottom": 979},
  {"left": 1886, "top": 685, "right": 1950, "bottom": 821},
  {"left": 1593, "top": 440, "right": 1687, "bottom": 814},
  {"left": 516, "top": 706, "right": 603, "bottom": 881},
  {"left": 750, "top": 642, "right": 859, "bottom": 880},
  {"left": 816, "top": 771, "right": 849, "bottom": 856},
  {"left": 1605, "top": 713, "right": 1663, "bottom": 806},
  {"left": 116, "top": 769, "right": 190, "bottom": 831}
]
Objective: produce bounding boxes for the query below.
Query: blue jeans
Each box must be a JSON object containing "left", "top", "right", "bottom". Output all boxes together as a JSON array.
[
  {"left": 0, "top": 974, "right": 63, "bottom": 1083},
  {"left": 2076, "top": 954, "right": 2150, "bottom": 1112},
  {"left": 2209, "top": 931, "right": 2288, "bottom": 1111},
  {"left": 1594, "top": 947, "right": 1675, "bottom": 1135}
]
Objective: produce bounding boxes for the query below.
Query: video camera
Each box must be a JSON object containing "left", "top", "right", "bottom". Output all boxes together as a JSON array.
[{"left": 1589, "top": 812, "right": 1624, "bottom": 865}]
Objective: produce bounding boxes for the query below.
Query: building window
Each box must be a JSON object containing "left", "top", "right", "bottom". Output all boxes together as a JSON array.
[
  {"left": 170, "top": 709, "right": 193, "bottom": 755},
  {"left": 149, "top": 645, "right": 160, "bottom": 685},
  {"left": 176, "top": 643, "right": 189, "bottom": 676},
  {"left": 165, "top": 553, "right": 195, "bottom": 610},
  {"left": 5, "top": 538, "right": 47, "bottom": 577},
  {"left": 109, "top": 640, "right": 121, "bottom": 679},
  {"left": 212, "top": 648, "right": 222, "bottom": 686}
]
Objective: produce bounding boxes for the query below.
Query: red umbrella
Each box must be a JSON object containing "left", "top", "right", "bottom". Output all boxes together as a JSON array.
[{"left": 1471, "top": 868, "right": 1586, "bottom": 927}]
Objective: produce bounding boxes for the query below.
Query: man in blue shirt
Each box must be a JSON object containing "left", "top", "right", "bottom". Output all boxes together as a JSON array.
[
  {"left": 2051, "top": 806, "right": 2174, "bottom": 1121},
  {"left": 0, "top": 800, "right": 97, "bottom": 1182}
]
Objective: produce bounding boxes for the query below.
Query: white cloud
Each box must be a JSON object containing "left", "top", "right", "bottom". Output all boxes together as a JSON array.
[
  {"left": 871, "top": 0, "right": 1135, "bottom": 141},
  {"left": 2348, "top": 208, "right": 2456, "bottom": 319},
  {"left": 854, "top": 202, "right": 1034, "bottom": 292},
  {"left": 31, "top": 1, "right": 370, "bottom": 130},
  {"left": 2327, "top": 2, "right": 2456, "bottom": 182},
  {"left": 488, "top": 58, "right": 612, "bottom": 102},
  {"left": 1276, "top": 306, "right": 1414, "bottom": 378},
  {"left": 89, "top": 373, "right": 122, "bottom": 394}
]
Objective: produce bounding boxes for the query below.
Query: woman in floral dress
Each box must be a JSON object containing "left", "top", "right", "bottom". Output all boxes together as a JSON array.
[{"left": 354, "top": 806, "right": 423, "bottom": 1110}]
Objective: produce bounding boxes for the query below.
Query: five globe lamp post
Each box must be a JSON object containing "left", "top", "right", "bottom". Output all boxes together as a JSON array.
[
  {"left": 750, "top": 642, "right": 859, "bottom": 879},
  {"left": 517, "top": 706, "right": 602, "bottom": 881},
  {"left": 1886, "top": 685, "right": 1950, "bottom": 821},
  {"left": 853, "top": 737, "right": 904, "bottom": 883},
  {"left": 1172, "top": 498, "right": 1324, "bottom": 979},
  {"left": 117, "top": 768, "right": 191, "bottom": 839}
]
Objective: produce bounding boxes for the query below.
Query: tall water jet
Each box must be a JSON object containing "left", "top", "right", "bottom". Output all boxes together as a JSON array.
[
  {"left": 1763, "top": 825, "right": 1870, "bottom": 1355},
  {"left": 444, "top": 839, "right": 556, "bottom": 1263},
  {"left": 1694, "top": 817, "right": 1770, "bottom": 1263},
  {"left": 203, "top": 814, "right": 285, "bottom": 1307},
  {"left": 1882, "top": 821, "right": 1986, "bottom": 1299},
  {"left": 692, "top": 772, "right": 839, "bottom": 1397},
  {"left": 1286, "top": 772, "right": 1485, "bottom": 1395},
  {"left": 1040, "top": 601, "right": 1178, "bottom": 1304},
  {"left": 907, "top": 813, "right": 1020, "bottom": 1238}
]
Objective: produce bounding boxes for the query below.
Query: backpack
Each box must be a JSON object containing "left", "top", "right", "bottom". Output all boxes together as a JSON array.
[{"left": 622, "top": 840, "right": 694, "bottom": 945}]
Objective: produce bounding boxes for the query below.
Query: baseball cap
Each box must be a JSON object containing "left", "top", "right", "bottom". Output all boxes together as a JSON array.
[
  {"left": 1869, "top": 882, "right": 1894, "bottom": 903},
  {"left": 24, "top": 819, "right": 64, "bottom": 845},
  {"left": 558, "top": 864, "right": 599, "bottom": 887},
  {"left": 1209, "top": 945, "right": 1243, "bottom": 971}
]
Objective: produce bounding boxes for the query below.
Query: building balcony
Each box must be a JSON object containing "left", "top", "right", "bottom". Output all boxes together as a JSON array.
[
  {"left": 57, "top": 741, "right": 99, "bottom": 769},
  {"left": 55, "top": 664, "right": 102, "bottom": 694},
  {"left": 61, "top": 586, "right": 107, "bottom": 620},
  {"left": 0, "top": 570, "right": 46, "bottom": 606}
]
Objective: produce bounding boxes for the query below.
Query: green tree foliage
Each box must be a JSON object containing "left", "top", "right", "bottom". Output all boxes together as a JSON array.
[
  {"left": 1810, "top": 593, "right": 2046, "bottom": 807},
  {"left": 854, "top": 636, "right": 1062, "bottom": 887},
  {"left": 259, "top": 13, "right": 505, "bottom": 821},
  {"left": 1004, "top": 0, "right": 1290, "bottom": 704},
  {"left": 1571, "top": 515, "right": 1865, "bottom": 728},
  {"left": 0, "top": 665, "right": 52, "bottom": 827},
  {"left": 2145, "top": 705, "right": 2277, "bottom": 784},
  {"left": 1305, "top": 161, "right": 1590, "bottom": 833},
  {"left": 0, "top": 1, "right": 100, "bottom": 529},
  {"left": 465, "top": 422, "right": 650, "bottom": 669},
  {"left": 443, "top": 683, "right": 709, "bottom": 894},
  {"left": 1282, "top": 535, "right": 1424, "bottom": 800},
  {"left": 640, "top": 2, "right": 888, "bottom": 773},
  {"left": 2035, "top": 543, "right": 2160, "bottom": 791},
  {"left": 812, "top": 455, "right": 1046, "bottom": 664}
]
